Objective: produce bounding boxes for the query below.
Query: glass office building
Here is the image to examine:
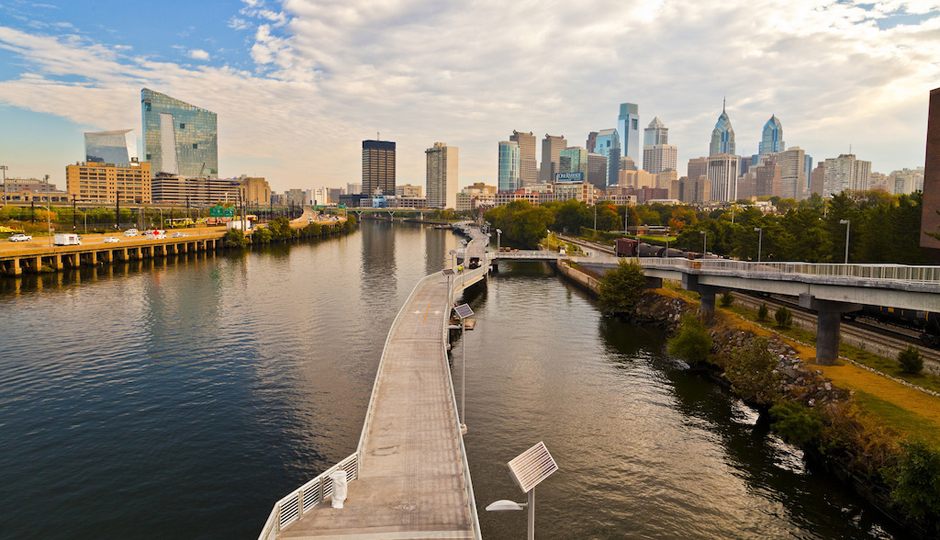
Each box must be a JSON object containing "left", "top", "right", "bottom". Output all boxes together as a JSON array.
[
  {"left": 362, "top": 140, "right": 397, "bottom": 197},
  {"left": 759, "top": 115, "right": 785, "bottom": 155},
  {"left": 709, "top": 101, "right": 736, "bottom": 156},
  {"left": 617, "top": 103, "right": 640, "bottom": 162},
  {"left": 85, "top": 129, "right": 136, "bottom": 166},
  {"left": 141, "top": 88, "right": 218, "bottom": 178},
  {"left": 498, "top": 141, "right": 520, "bottom": 192}
]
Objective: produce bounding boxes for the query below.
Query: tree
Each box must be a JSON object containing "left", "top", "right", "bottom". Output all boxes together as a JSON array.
[
  {"left": 223, "top": 228, "right": 248, "bottom": 248},
  {"left": 667, "top": 314, "right": 713, "bottom": 363},
  {"left": 898, "top": 345, "right": 924, "bottom": 374},
  {"left": 757, "top": 302, "right": 769, "bottom": 321},
  {"left": 774, "top": 306, "right": 793, "bottom": 328},
  {"left": 485, "top": 200, "right": 554, "bottom": 249},
  {"left": 252, "top": 227, "right": 272, "bottom": 243},
  {"left": 719, "top": 291, "right": 735, "bottom": 307},
  {"left": 598, "top": 259, "right": 648, "bottom": 314},
  {"left": 267, "top": 217, "right": 295, "bottom": 240},
  {"left": 724, "top": 337, "right": 781, "bottom": 405},
  {"left": 891, "top": 439, "right": 940, "bottom": 522}
]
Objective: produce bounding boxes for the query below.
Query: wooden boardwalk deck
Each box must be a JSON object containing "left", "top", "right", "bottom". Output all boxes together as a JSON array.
[{"left": 278, "top": 228, "right": 487, "bottom": 540}]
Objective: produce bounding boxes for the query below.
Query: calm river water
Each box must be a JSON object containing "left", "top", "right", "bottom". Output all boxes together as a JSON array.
[{"left": 0, "top": 221, "right": 899, "bottom": 539}]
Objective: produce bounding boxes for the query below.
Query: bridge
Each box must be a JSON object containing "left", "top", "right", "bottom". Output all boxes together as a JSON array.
[
  {"left": 494, "top": 249, "right": 940, "bottom": 364},
  {"left": 259, "top": 226, "right": 490, "bottom": 540}
]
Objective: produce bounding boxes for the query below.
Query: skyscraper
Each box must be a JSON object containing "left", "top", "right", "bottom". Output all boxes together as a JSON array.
[
  {"left": 141, "top": 88, "right": 218, "bottom": 178},
  {"left": 498, "top": 141, "right": 520, "bottom": 192},
  {"left": 617, "top": 103, "right": 640, "bottom": 162},
  {"left": 706, "top": 154, "right": 739, "bottom": 202},
  {"left": 759, "top": 115, "right": 785, "bottom": 155},
  {"left": 709, "top": 100, "right": 736, "bottom": 157},
  {"left": 823, "top": 154, "right": 871, "bottom": 195},
  {"left": 779, "top": 147, "right": 806, "bottom": 200},
  {"left": 539, "top": 134, "right": 567, "bottom": 183},
  {"left": 510, "top": 131, "right": 538, "bottom": 186},
  {"left": 922, "top": 86, "right": 940, "bottom": 255},
  {"left": 642, "top": 118, "right": 677, "bottom": 175},
  {"left": 426, "top": 142, "right": 458, "bottom": 209},
  {"left": 559, "top": 147, "right": 589, "bottom": 174},
  {"left": 593, "top": 128, "right": 618, "bottom": 185},
  {"left": 362, "top": 139, "right": 396, "bottom": 196},
  {"left": 85, "top": 129, "right": 136, "bottom": 166}
]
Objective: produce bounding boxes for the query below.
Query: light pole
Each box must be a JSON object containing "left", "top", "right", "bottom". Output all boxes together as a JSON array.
[
  {"left": 593, "top": 203, "right": 597, "bottom": 232},
  {"left": 700, "top": 230, "right": 707, "bottom": 257},
  {"left": 496, "top": 229, "right": 502, "bottom": 252},
  {"left": 754, "top": 227, "right": 762, "bottom": 263},
  {"left": 0, "top": 164, "right": 7, "bottom": 205},
  {"left": 840, "top": 219, "right": 850, "bottom": 264}
]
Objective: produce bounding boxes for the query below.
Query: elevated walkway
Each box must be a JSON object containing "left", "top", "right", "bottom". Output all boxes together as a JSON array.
[{"left": 260, "top": 228, "right": 490, "bottom": 540}]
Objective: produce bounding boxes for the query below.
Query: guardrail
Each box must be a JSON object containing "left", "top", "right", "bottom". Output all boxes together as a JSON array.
[
  {"left": 257, "top": 453, "right": 359, "bottom": 540},
  {"left": 494, "top": 250, "right": 562, "bottom": 260}
]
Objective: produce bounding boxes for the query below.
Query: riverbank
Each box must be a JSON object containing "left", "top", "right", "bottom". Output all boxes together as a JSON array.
[{"left": 553, "top": 258, "right": 940, "bottom": 538}]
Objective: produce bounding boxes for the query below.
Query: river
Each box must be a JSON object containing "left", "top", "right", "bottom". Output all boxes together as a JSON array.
[{"left": 0, "top": 221, "right": 899, "bottom": 539}]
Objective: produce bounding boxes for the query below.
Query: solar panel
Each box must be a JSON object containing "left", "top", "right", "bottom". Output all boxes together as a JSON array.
[
  {"left": 442, "top": 269, "right": 455, "bottom": 276},
  {"left": 454, "top": 303, "right": 474, "bottom": 319},
  {"left": 507, "top": 441, "right": 558, "bottom": 493}
]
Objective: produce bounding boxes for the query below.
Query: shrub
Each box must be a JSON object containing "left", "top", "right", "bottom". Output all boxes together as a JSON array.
[
  {"left": 898, "top": 345, "right": 924, "bottom": 375},
  {"left": 890, "top": 439, "right": 940, "bottom": 522},
  {"left": 598, "top": 259, "right": 648, "bottom": 314},
  {"left": 774, "top": 306, "right": 793, "bottom": 328},
  {"left": 252, "top": 227, "right": 272, "bottom": 243},
  {"left": 725, "top": 336, "right": 781, "bottom": 405},
  {"left": 719, "top": 291, "right": 735, "bottom": 308},
  {"left": 770, "top": 401, "right": 824, "bottom": 446},
  {"left": 667, "top": 314, "right": 713, "bottom": 363},
  {"left": 757, "top": 302, "right": 769, "bottom": 321},
  {"left": 223, "top": 228, "right": 248, "bottom": 248}
]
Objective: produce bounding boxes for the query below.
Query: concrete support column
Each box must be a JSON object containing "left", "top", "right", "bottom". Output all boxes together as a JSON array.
[
  {"left": 33, "top": 256, "right": 42, "bottom": 272},
  {"left": 698, "top": 285, "right": 719, "bottom": 319},
  {"left": 52, "top": 255, "right": 63, "bottom": 271},
  {"left": 11, "top": 258, "right": 22, "bottom": 276},
  {"left": 799, "top": 294, "right": 861, "bottom": 366}
]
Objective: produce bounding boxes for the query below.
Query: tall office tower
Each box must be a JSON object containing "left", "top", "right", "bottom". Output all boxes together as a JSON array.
[
  {"left": 709, "top": 100, "right": 736, "bottom": 156},
  {"left": 539, "top": 134, "right": 567, "bottom": 183},
  {"left": 498, "top": 141, "right": 521, "bottom": 192},
  {"left": 141, "top": 88, "right": 218, "bottom": 178},
  {"left": 362, "top": 139, "right": 396, "bottom": 196},
  {"left": 510, "top": 131, "right": 538, "bottom": 186},
  {"left": 85, "top": 129, "right": 137, "bottom": 166},
  {"left": 706, "top": 154, "right": 739, "bottom": 202},
  {"left": 586, "top": 131, "right": 599, "bottom": 153},
  {"left": 644, "top": 117, "right": 668, "bottom": 146},
  {"left": 559, "top": 147, "right": 589, "bottom": 174},
  {"left": 426, "top": 142, "right": 458, "bottom": 209},
  {"left": 853, "top": 159, "right": 872, "bottom": 191},
  {"left": 759, "top": 115, "right": 785, "bottom": 155},
  {"left": 810, "top": 162, "right": 826, "bottom": 195},
  {"left": 779, "top": 147, "right": 806, "bottom": 200},
  {"left": 804, "top": 155, "right": 814, "bottom": 193},
  {"left": 753, "top": 154, "right": 782, "bottom": 198},
  {"left": 656, "top": 169, "right": 677, "bottom": 190},
  {"left": 823, "top": 153, "right": 870, "bottom": 195},
  {"left": 619, "top": 155, "right": 637, "bottom": 172},
  {"left": 923, "top": 87, "right": 940, "bottom": 255},
  {"left": 617, "top": 103, "right": 640, "bottom": 162},
  {"left": 586, "top": 153, "right": 607, "bottom": 189},
  {"left": 593, "top": 128, "right": 618, "bottom": 185},
  {"left": 687, "top": 157, "right": 708, "bottom": 182}
]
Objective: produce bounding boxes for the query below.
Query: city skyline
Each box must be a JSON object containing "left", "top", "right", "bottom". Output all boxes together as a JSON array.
[{"left": 0, "top": 1, "right": 937, "bottom": 192}]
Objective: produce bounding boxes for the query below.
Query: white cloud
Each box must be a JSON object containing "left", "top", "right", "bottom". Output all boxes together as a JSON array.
[
  {"left": 1, "top": 0, "right": 939, "bottom": 191},
  {"left": 188, "top": 49, "right": 210, "bottom": 61}
]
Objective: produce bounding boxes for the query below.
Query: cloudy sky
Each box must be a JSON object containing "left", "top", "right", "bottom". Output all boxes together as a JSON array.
[{"left": 1, "top": 0, "right": 939, "bottom": 193}]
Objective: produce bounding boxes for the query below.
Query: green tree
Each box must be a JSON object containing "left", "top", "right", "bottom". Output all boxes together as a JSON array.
[
  {"left": 598, "top": 259, "right": 648, "bottom": 314},
  {"left": 486, "top": 200, "right": 554, "bottom": 249},
  {"left": 774, "top": 306, "right": 793, "bottom": 328},
  {"left": 223, "top": 228, "right": 248, "bottom": 248},
  {"left": 725, "top": 337, "right": 781, "bottom": 405},
  {"left": 719, "top": 291, "right": 735, "bottom": 307},
  {"left": 770, "top": 401, "right": 824, "bottom": 446},
  {"left": 304, "top": 222, "right": 322, "bottom": 237},
  {"left": 267, "top": 217, "right": 295, "bottom": 240},
  {"left": 252, "top": 227, "right": 272, "bottom": 243},
  {"left": 891, "top": 439, "right": 940, "bottom": 522},
  {"left": 898, "top": 345, "right": 924, "bottom": 374},
  {"left": 757, "top": 302, "right": 769, "bottom": 321},
  {"left": 667, "top": 314, "right": 713, "bottom": 363}
]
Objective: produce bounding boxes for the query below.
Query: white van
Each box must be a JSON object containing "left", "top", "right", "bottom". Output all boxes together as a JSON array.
[
  {"left": 123, "top": 228, "right": 139, "bottom": 237},
  {"left": 53, "top": 233, "right": 82, "bottom": 246}
]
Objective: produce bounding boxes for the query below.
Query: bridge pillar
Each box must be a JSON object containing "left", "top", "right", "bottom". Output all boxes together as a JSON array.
[
  {"left": 799, "top": 294, "right": 861, "bottom": 365},
  {"left": 681, "top": 274, "right": 720, "bottom": 319}
]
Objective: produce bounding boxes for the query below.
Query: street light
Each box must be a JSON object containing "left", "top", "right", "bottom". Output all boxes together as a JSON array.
[
  {"left": 839, "top": 219, "right": 850, "bottom": 264},
  {"left": 700, "top": 230, "right": 707, "bottom": 257},
  {"left": 453, "top": 303, "right": 473, "bottom": 433},
  {"left": 496, "top": 229, "right": 502, "bottom": 252},
  {"left": 486, "top": 441, "right": 558, "bottom": 540},
  {"left": 754, "top": 227, "right": 763, "bottom": 263},
  {"left": 0, "top": 164, "right": 7, "bottom": 205}
]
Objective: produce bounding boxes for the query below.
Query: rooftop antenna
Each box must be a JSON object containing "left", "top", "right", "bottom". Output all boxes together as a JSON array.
[
  {"left": 377, "top": 131, "right": 380, "bottom": 141},
  {"left": 722, "top": 96, "right": 726, "bottom": 113}
]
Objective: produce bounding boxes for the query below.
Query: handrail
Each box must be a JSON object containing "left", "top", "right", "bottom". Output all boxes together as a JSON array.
[{"left": 257, "top": 453, "right": 359, "bottom": 540}]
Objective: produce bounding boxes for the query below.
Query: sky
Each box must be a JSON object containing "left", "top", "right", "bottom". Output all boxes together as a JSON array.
[{"left": 1, "top": 0, "right": 940, "bottom": 193}]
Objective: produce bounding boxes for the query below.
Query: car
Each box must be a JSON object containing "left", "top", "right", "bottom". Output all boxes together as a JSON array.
[
  {"left": 123, "top": 229, "right": 139, "bottom": 237},
  {"left": 8, "top": 233, "right": 32, "bottom": 242},
  {"left": 104, "top": 237, "right": 120, "bottom": 243},
  {"left": 170, "top": 232, "right": 189, "bottom": 238}
]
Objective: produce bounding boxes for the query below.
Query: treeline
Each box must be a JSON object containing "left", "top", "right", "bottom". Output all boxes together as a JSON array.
[
  {"left": 486, "top": 191, "right": 930, "bottom": 264},
  {"left": 223, "top": 215, "right": 357, "bottom": 248}
]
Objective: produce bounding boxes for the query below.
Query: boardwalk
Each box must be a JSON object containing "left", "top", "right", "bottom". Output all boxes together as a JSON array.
[{"left": 270, "top": 227, "right": 488, "bottom": 540}]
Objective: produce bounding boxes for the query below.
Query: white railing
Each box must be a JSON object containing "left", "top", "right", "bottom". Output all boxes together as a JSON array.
[
  {"left": 257, "top": 453, "right": 359, "bottom": 540},
  {"left": 495, "top": 250, "right": 562, "bottom": 260},
  {"left": 636, "top": 257, "right": 940, "bottom": 286}
]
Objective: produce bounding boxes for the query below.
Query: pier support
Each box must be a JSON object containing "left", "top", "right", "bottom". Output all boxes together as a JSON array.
[
  {"left": 799, "top": 294, "right": 861, "bottom": 365},
  {"left": 681, "top": 274, "right": 720, "bottom": 320}
]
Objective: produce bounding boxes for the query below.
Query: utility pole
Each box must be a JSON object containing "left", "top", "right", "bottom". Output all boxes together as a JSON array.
[
  {"left": 72, "top": 195, "right": 77, "bottom": 230},
  {"left": 115, "top": 191, "right": 121, "bottom": 229},
  {"left": 0, "top": 164, "right": 7, "bottom": 205}
]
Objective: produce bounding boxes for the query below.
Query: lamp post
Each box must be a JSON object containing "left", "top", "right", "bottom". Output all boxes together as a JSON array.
[
  {"left": 839, "top": 219, "right": 850, "bottom": 264},
  {"left": 0, "top": 164, "right": 7, "bottom": 205},
  {"left": 700, "top": 230, "right": 707, "bottom": 257},
  {"left": 754, "top": 227, "right": 762, "bottom": 263},
  {"left": 496, "top": 229, "right": 502, "bottom": 252},
  {"left": 486, "top": 442, "right": 558, "bottom": 540},
  {"left": 593, "top": 203, "right": 597, "bottom": 232}
]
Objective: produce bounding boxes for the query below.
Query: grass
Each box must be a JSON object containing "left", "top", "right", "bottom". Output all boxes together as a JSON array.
[{"left": 853, "top": 390, "right": 940, "bottom": 444}]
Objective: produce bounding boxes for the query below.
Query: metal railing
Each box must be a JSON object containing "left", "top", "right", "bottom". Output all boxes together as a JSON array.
[
  {"left": 494, "top": 250, "right": 562, "bottom": 260},
  {"left": 257, "top": 453, "right": 359, "bottom": 540}
]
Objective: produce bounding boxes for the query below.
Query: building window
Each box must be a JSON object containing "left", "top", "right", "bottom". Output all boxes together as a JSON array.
[
  {"left": 145, "top": 102, "right": 151, "bottom": 112},
  {"left": 146, "top": 154, "right": 151, "bottom": 160},
  {"left": 180, "top": 123, "right": 186, "bottom": 129},
  {"left": 632, "top": 119, "right": 638, "bottom": 130},
  {"left": 192, "top": 143, "right": 198, "bottom": 149}
]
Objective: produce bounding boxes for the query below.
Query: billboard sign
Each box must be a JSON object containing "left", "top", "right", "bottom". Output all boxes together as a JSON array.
[{"left": 554, "top": 172, "right": 584, "bottom": 183}]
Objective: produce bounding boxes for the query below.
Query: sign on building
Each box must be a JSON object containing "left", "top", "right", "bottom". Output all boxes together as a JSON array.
[{"left": 554, "top": 172, "right": 584, "bottom": 183}]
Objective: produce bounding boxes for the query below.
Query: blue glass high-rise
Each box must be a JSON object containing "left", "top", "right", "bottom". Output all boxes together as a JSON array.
[
  {"left": 709, "top": 100, "right": 736, "bottom": 156},
  {"left": 141, "top": 88, "right": 218, "bottom": 178},
  {"left": 617, "top": 103, "right": 639, "bottom": 162},
  {"left": 759, "top": 115, "right": 784, "bottom": 155},
  {"left": 85, "top": 129, "right": 136, "bottom": 166},
  {"left": 498, "top": 141, "right": 520, "bottom": 192}
]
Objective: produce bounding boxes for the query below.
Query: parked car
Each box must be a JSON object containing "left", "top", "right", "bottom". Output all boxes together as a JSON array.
[
  {"left": 123, "top": 228, "right": 139, "bottom": 237},
  {"left": 8, "top": 233, "right": 32, "bottom": 242},
  {"left": 104, "top": 237, "right": 120, "bottom": 243}
]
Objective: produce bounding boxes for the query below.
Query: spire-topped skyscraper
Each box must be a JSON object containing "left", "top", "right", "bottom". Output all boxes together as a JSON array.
[
  {"left": 759, "top": 115, "right": 784, "bottom": 155},
  {"left": 709, "top": 99, "right": 735, "bottom": 156}
]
